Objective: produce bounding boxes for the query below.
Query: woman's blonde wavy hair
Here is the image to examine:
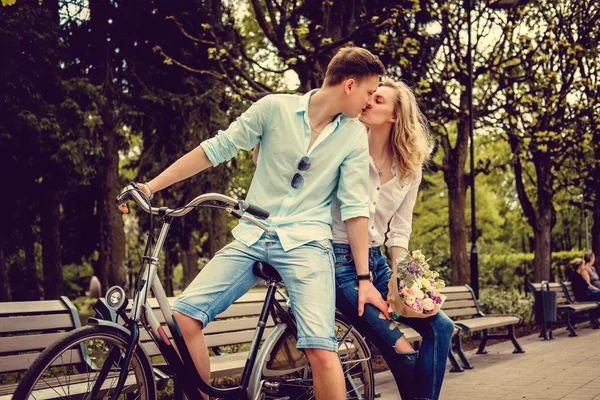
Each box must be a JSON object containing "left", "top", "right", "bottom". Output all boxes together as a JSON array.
[{"left": 379, "top": 78, "right": 433, "bottom": 183}]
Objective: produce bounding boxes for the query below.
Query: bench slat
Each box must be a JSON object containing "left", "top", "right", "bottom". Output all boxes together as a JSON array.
[
  {"left": 0, "top": 301, "right": 68, "bottom": 318},
  {"left": 0, "top": 314, "right": 75, "bottom": 335},
  {"left": 141, "top": 327, "right": 276, "bottom": 358},
  {"left": 443, "top": 307, "right": 479, "bottom": 318},
  {"left": 0, "top": 370, "right": 140, "bottom": 400},
  {"left": 442, "top": 300, "right": 476, "bottom": 310},
  {"left": 0, "top": 332, "right": 68, "bottom": 355},
  {"left": 440, "top": 286, "right": 471, "bottom": 294},
  {"left": 443, "top": 292, "right": 473, "bottom": 301},
  {"left": 455, "top": 316, "right": 520, "bottom": 332},
  {"left": 0, "top": 349, "right": 83, "bottom": 374}
]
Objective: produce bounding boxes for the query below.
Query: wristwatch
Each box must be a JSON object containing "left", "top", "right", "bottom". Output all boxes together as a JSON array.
[{"left": 356, "top": 272, "right": 373, "bottom": 282}]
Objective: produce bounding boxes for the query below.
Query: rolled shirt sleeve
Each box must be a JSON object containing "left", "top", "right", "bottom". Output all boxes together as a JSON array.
[
  {"left": 385, "top": 169, "right": 422, "bottom": 249},
  {"left": 201, "top": 96, "right": 271, "bottom": 167},
  {"left": 336, "top": 127, "right": 370, "bottom": 221}
]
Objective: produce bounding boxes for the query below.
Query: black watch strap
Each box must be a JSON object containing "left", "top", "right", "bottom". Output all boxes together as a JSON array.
[{"left": 356, "top": 273, "right": 372, "bottom": 282}]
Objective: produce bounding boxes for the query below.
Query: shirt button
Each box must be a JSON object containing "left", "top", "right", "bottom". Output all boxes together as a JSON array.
[
  {"left": 377, "top": 187, "right": 380, "bottom": 190},
  {"left": 371, "top": 226, "right": 375, "bottom": 229}
]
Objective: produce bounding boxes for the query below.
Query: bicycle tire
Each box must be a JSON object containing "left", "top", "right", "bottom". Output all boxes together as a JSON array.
[
  {"left": 13, "top": 324, "right": 156, "bottom": 400},
  {"left": 256, "top": 315, "right": 374, "bottom": 400}
]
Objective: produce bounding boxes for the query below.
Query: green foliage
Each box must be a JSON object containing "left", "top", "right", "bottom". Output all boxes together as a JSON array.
[
  {"left": 480, "top": 250, "right": 586, "bottom": 290},
  {"left": 478, "top": 286, "right": 533, "bottom": 323},
  {"left": 62, "top": 262, "right": 95, "bottom": 298}
]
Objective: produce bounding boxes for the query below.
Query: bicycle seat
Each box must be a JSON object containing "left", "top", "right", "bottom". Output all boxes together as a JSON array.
[{"left": 252, "top": 261, "right": 283, "bottom": 283}]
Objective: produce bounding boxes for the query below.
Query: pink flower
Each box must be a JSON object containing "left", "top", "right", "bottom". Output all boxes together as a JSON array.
[{"left": 402, "top": 287, "right": 414, "bottom": 296}]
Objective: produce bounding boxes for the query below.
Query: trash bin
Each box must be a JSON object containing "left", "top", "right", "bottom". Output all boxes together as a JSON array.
[{"left": 534, "top": 281, "right": 557, "bottom": 324}]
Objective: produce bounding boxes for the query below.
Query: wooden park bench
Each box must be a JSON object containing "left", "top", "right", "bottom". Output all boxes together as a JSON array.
[
  {"left": 527, "top": 282, "right": 600, "bottom": 338},
  {"left": 0, "top": 297, "right": 82, "bottom": 399},
  {"left": 440, "top": 285, "right": 524, "bottom": 370}
]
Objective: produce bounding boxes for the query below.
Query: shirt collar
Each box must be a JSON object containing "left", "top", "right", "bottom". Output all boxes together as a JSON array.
[{"left": 296, "top": 89, "right": 346, "bottom": 130}]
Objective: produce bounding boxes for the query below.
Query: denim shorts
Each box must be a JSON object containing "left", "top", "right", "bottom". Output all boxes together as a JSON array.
[{"left": 172, "top": 232, "right": 338, "bottom": 352}]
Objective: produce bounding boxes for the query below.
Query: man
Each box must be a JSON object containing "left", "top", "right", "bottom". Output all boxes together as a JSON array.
[{"left": 123, "top": 47, "right": 388, "bottom": 400}]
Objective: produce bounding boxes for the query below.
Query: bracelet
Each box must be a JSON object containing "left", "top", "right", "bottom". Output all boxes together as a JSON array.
[{"left": 144, "top": 182, "right": 154, "bottom": 200}]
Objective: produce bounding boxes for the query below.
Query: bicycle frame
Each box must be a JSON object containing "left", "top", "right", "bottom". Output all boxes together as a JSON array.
[{"left": 106, "top": 214, "right": 290, "bottom": 400}]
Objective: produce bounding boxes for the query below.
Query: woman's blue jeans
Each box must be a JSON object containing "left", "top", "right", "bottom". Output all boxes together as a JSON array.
[{"left": 334, "top": 244, "right": 454, "bottom": 400}]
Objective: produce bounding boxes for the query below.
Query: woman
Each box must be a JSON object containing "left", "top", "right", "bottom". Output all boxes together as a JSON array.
[
  {"left": 582, "top": 252, "right": 600, "bottom": 289},
  {"left": 570, "top": 258, "right": 600, "bottom": 302},
  {"left": 331, "top": 79, "right": 454, "bottom": 400}
]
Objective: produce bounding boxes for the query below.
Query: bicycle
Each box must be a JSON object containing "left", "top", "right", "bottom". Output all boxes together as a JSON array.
[{"left": 14, "top": 183, "right": 374, "bottom": 400}]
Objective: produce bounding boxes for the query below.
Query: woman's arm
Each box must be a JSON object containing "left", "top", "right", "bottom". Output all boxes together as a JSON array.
[
  {"left": 390, "top": 246, "right": 408, "bottom": 270},
  {"left": 582, "top": 269, "right": 600, "bottom": 290}
]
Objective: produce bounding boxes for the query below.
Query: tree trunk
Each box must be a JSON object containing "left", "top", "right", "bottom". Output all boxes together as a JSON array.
[
  {"left": 181, "top": 235, "right": 199, "bottom": 287},
  {"left": 532, "top": 159, "right": 555, "bottom": 282},
  {"left": 105, "top": 132, "right": 126, "bottom": 289},
  {"left": 0, "top": 249, "right": 11, "bottom": 302},
  {"left": 207, "top": 208, "right": 229, "bottom": 257},
  {"left": 533, "top": 211, "right": 553, "bottom": 282},
  {"left": 22, "top": 224, "right": 41, "bottom": 300},
  {"left": 591, "top": 144, "right": 600, "bottom": 272},
  {"left": 445, "top": 169, "right": 469, "bottom": 285},
  {"left": 163, "top": 249, "right": 175, "bottom": 297},
  {"left": 442, "top": 94, "right": 471, "bottom": 286},
  {"left": 40, "top": 180, "right": 63, "bottom": 299}
]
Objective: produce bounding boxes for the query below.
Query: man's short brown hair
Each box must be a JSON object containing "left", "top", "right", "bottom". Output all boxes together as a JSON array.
[{"left": 323, "top": 47, "right": 386, "bottom": 86}]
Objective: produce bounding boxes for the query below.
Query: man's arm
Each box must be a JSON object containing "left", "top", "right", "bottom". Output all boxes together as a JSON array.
[
  {"left": 346, "top": 216, "right": 391, "bottom": 319},
  {"left": 122, "top": 96, "right": 270, "bottom": 204},
  {"left": 149, "top": 145, "right": 213, "bottom": 192}
]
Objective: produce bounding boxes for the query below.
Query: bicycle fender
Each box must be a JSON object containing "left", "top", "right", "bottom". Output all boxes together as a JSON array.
[
  {"left": 247, "top": 322, "right": 288, "bottom": 400},
  {"left": 87, "top": 317, "right": 132, "bottom": 336}
]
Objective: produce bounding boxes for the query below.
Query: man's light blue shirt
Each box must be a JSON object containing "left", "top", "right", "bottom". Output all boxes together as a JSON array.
[{"left": 201, "top": 90, "right": 369, "bottom": 251}]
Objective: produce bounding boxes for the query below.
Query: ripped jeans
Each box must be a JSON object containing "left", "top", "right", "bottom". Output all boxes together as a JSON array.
[{"left": 333, "top": 244, "right": 454, "bottom": 400}]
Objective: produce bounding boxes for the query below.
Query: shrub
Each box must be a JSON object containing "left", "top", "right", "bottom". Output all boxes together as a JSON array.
[
  {"left": 479, "top": 250, "right": 585, "bottom": 291},
  {"left": 478, "top": 286, "right": 533, "bottom": 323}
]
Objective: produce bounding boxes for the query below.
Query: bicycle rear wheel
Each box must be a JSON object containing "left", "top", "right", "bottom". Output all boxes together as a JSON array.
[
  {"left": 13, "top": 324, "right": 156, "bottom": 400},
  {"left": 258, "top": 315, "right": 374, "bottom": 400}
]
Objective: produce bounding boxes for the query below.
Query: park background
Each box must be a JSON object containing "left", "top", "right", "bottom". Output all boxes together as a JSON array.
[{"left": 0, "top": 0, "right": 599, "bottom": 323}]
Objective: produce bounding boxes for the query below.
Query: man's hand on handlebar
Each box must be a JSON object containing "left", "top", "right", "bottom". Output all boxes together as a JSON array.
[{"left": 117, "top": 183, "right": 151, "bottom": 214}]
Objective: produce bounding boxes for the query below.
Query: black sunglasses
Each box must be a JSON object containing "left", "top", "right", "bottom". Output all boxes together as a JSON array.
[{"left": 291, "top": 156, "right": 311, "bottom": 189}]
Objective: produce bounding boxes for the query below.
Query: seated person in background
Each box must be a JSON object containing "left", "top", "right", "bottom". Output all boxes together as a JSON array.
[
  {"left": 569, "top": 258, "right": 600, "bottom": 302},
  {"left": 583, "top": 252, "right": 600, "bottom": 288}
]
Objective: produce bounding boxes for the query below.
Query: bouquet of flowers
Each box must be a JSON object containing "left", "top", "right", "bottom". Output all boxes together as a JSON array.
[{"left": 387, "top": 250, "right": 446, "bottom": 319}]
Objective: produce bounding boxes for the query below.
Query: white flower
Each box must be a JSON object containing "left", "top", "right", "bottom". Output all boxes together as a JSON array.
[
  {"left": 413, "top": 289, "right": 425, "bottom": 299},
  {"left": 411, "top": 250, "right": 426, "bottom": 265},
  {"left": 423, "top": 298, "right": 435, "bottom": 311},
  {"left": 405, "top": 295, "right": 416, "bottom": 305},
  {"left": 420, "top": 277, "right": 432, "bottom": 291}
]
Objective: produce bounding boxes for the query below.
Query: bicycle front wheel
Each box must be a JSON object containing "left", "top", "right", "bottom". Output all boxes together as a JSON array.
[
  {"left": 13, "top": 324, "right": 156, "bottom": 400},
  {"left": 258, "top": 315, "right": 374, "bottom": 400}
]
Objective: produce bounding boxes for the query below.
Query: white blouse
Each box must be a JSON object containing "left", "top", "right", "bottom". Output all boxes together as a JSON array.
[{"left": 331, "top": 157, "right": 422, "bottom": 249}]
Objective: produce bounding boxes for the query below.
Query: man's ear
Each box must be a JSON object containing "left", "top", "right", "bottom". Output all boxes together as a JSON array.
[{"left": 344, "top": 79, "right": 355, "bottom": 95}]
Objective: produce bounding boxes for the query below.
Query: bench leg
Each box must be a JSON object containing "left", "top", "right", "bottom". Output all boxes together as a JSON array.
[
  {"left": 452, "top": 333, "right": 473, "bottom": 369},
  {"left": 539, "top": 321, "right": 553, "bottom": 340},
  {"left": 448, "top": 349, "right": 464, "bottom": 373},
  {"left": 564, "top": 313, "right": 577, "bottom": 337},
  {"left": 508, "top": 325, "right": 525, "bottom": 354},
  {"left": 476, "top": 329, "right": 489, "bottom": 355},
  {"left": 590, "top": 312, "right": 600, "bottom": 329}
]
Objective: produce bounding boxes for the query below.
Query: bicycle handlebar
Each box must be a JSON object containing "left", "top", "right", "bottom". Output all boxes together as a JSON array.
[{"left": 116, "top": 184, "right": 270, "bottom": 231}]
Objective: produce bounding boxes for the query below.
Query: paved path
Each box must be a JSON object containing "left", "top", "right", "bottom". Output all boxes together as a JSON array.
[{"left": 374, "top": 324, "right": 600, "bottom": 400}]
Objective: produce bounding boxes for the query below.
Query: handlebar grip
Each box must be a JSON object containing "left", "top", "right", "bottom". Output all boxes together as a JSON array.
[
  {"left": 115, "top": 190, "right": 133, "bottom": 207},
  {"left": 243, "top": 203, "right": 270, "bottom": 220}
]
